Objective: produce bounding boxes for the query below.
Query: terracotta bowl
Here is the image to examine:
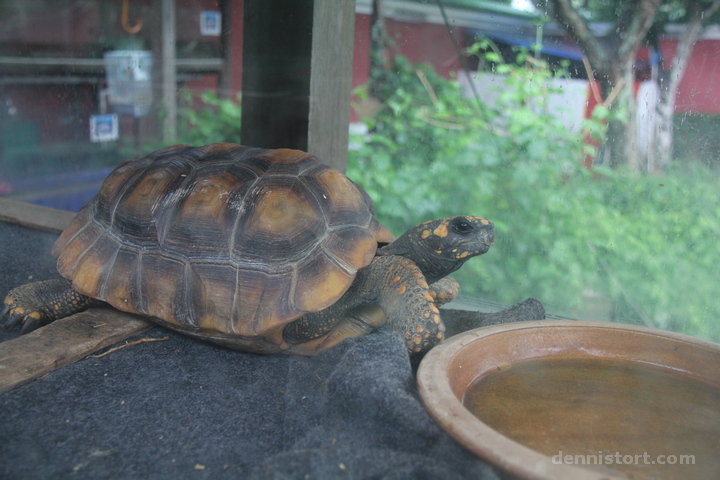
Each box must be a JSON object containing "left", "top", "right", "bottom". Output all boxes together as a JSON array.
[{"left": 417, "top": 320, "right": 720, "bottom": 480}]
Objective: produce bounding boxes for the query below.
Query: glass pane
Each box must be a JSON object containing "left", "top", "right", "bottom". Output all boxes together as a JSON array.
[
  {"left": 346, "top": 0, "right": 720, "bottom": 344},
  {"left": 1, "top": 0, "right": 719, "bottom": 346},
  {"left": 2, "top": 4, "right": 718, "bottom": 480}
]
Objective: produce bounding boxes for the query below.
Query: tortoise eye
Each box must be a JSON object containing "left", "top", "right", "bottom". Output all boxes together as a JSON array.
[{"left": 451, "top": 219, "right": 473, "bottom": 235}]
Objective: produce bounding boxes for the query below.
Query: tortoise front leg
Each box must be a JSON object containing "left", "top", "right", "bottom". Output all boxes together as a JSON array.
[
  {"left": 282, "top": 255, "right": 447, "bottom": 354},
  {"left": 371, "top": 255, "right": 447, "bottom": 353},
  {"left": 1, "top": 278, "right": 96, "bottom": 334},
  {"left": 427, "top": 276, "right": 459, "bottom": 307}
]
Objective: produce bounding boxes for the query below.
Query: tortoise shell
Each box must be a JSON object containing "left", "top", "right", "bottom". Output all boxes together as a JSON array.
[{"left": 52, "top": 143, "right": 395, "bottom": 343}]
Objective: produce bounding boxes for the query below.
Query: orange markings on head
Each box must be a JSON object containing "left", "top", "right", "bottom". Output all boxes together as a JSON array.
[
  {"left": 397, "top": 285, "right": 407, "bottom": 295},
  {"left": 421, "top": 229, "right": 432, "bottom": 239},
  {"left": 393, "top": 275, "right": 401, "bottom": 283},
  {"left": 433, "top": 222, "right": 449, "bottom": 238}
]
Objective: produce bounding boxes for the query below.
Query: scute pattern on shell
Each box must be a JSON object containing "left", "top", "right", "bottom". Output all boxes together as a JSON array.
[{"left": 52, "top": 143, "right": 394, "bottom": 340}]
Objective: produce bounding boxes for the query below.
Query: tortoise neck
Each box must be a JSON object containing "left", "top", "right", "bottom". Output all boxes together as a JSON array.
[{"left": 377, "top": 231, "right": 462, "bottom": 283}]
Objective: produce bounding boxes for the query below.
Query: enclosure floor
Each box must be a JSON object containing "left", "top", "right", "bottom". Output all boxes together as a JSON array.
[{"left": 0, "top": 220, "right": 500, "bottom": 480}]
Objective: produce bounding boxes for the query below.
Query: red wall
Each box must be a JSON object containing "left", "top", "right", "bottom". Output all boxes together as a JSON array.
[
  {"left": 353, "top": 14, "right": 373, "bottom": 90},
  {"left": 660, "top": 38, "right": 720, "bottom": 114},
  {"left": 385, "top": 19, "right": 464, "bottom": 79}
]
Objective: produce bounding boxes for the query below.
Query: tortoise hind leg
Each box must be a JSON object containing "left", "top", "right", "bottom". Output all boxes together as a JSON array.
[
  {"left": 282, "top": 305, "right": 388, "bottom": 355},
  {"left": 1, "top": 278, "right": 96, "bottom": 334}
]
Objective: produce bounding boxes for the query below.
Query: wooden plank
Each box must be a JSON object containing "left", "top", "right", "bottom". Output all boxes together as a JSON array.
[
  {"left": 0, "top": 308, "right": 153, "bottom": 394},
  {"left": 0, "top": 198, "right": 76, "bottom": 233},
  {"left": 307, "top": 0, "right": 356, "bottom": 172}
]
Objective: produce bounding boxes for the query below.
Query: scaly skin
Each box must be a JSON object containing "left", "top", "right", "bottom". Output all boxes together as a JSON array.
[
  {"left": 282, "top": 216, "right": 494, "bottom": 354},
  {"left": 283, "top": 255, "right": 452, "bottom": 353},
  {"left": 1, "top": 278, "right": 96, "bottom": 333}
]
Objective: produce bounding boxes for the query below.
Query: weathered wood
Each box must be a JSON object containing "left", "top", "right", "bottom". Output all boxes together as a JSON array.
[
  {"left": 307, "top": 0, "right": 356, "bottom": 172},
  {"left": 0, "top": 308, "right": 153, "bottom": 394},
  {"left": 0, "top": 198, "right": 75, "bottom": 233}
]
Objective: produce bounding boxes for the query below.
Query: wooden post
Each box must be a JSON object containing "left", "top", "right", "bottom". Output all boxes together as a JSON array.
[{"left": 307, "top": 0, "right": 356, "bottom": 172}]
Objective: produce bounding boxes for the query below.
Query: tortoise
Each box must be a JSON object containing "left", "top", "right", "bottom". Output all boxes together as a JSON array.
[{"left": 1, "top": 143, "right": 495, "bottom": 355}]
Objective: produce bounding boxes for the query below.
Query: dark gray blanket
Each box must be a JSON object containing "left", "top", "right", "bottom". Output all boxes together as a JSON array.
[{"left": 0, "top": 221, "right": 541, "bottom": 479}]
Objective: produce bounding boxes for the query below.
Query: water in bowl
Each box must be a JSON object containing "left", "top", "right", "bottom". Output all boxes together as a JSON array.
[{"left": 462, "top": 357, "right": 720, "bottom": 479}]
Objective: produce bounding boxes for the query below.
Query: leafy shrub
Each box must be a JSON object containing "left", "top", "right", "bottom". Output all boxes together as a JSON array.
[
  {"left": 348, "top": 51, "right": 720, "bottom": 342},
  {"left": 176, "top": 91, "right": 242, "bottom": 145}
]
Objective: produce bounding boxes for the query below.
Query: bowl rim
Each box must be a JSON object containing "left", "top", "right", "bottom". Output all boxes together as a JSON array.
[{"left": 417, "top": 319, "right": 720, "bottom": 480}]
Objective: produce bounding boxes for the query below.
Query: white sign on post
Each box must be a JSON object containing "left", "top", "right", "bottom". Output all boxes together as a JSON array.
[
  {"left": 90, "top": 114, "right": 119, "bottom": 142},
  {"left": 200, "top": 11, "right": 221, "bottom": 36}
]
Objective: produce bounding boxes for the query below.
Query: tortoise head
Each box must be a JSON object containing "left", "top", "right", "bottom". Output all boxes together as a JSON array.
[{"left": 377, "top": 216, "right": 494, "bottom": 283}]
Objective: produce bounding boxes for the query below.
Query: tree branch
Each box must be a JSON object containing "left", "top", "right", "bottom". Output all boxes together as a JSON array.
[
  {"left": 662, "top": 0, "right": 720, "bottom": 116},
  {"left": 617, "top": 0, "right": 662, "bottom": 60},
  {"left": 701, "top": 0, "right": 720, "bottom": 24},
  {"left": 652, "top": 0, "right": 720, "bottom": 171},
  {"left": 549, "top": 0, "right": 608, "bottom": 72}
]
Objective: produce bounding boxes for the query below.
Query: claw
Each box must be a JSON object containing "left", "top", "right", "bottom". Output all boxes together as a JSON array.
[
  {"left": 3, "top": 312, "right": 23, "bottom": 332},
  {"left": 1, "top": 308, "right": 21, "bottom": 332},
  {"left": 19, "top": 315, "right": 41, "bottom": 334},
  {"left": 0, "top": 301, "right": 18, "bottom": 331},
  {"left": 0, "top": 298, "right": 45, "bottom": 333}
]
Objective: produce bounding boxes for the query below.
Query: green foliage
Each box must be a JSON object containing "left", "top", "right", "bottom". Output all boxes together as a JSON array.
[
  {"left": 348, "top": 49, "right": 720, "bottom": 342},
  {"left": 672, "top": 112, "right": 720, "bottom": 170},
  {"left": 176, "top": 91, "right": 242, "bottom": 145}
]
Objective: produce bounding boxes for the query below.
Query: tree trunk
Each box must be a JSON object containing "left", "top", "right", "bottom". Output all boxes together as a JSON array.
[
  {"left": 625, "top": 54, "right": 644, "bottom": 170},
  {"left": 609, "top": 55, "right": 642, "bottom": 169},
  {"left": 549, "top": 0, "right": 661, "bottom": 170},
  {"left": 652, "top": 0, "right": 720, "bottom": 173}
]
